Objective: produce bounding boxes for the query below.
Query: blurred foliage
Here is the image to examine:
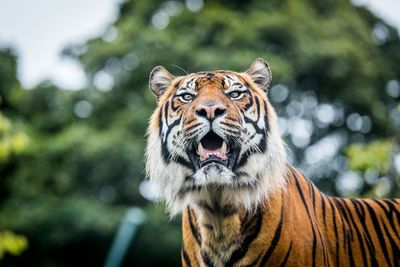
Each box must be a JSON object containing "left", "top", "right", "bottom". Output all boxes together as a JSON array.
[
  {"left": 346, "top": 138, "right": 399, "bottom": 198},
  {"left": 0, "top": 0, "right": 400, "bottom": 266},
  {"left": 0, "top": 112, "right": 29, "bottom": 162},
  {"left": 347, "top": 139, "right": 394, "bottom": 173},
  {"left": 0, "top": 231, "right": 28, "bottom": 260}
]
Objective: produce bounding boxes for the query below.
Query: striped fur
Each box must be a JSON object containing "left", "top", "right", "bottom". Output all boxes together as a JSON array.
[
  {"left": 182, "top": 166, "right": 400, "bottom": 266},
  {"left": 146, "top": 59, "right": 400, "bottom": 266}
]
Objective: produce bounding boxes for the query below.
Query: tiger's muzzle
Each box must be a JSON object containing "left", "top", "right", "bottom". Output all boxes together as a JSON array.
[{"left": 187, "top": 101, "right": 240, "bottom": 171}]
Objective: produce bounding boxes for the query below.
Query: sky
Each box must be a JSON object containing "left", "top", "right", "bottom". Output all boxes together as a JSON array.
[
  {"left": 0, "top": 0, "right": 399, "bottom": 90},
  {"left": 0, "top": 0, "right": 121, "bottom": 90}
]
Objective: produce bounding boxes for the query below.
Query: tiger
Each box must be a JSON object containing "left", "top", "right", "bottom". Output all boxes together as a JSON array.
[{"left": 145, "top": 58, "right": 400, "bottom": 266}]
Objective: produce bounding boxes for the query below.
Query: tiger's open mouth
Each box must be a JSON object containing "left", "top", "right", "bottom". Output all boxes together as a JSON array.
[{"left": 187, "top": 131, "right": 239, "bottom": 171}]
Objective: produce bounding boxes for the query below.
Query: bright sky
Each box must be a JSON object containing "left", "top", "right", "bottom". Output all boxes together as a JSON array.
[
  {"left": 0, "top": 0, "right": 121, "bottom": 89},
  {"left": 0, "top": 0, "right": 399, "bottom": 90}
]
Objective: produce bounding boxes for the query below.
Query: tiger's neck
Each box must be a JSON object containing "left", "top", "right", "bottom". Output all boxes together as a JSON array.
[
  {"left": 191, "top": 204, "right": 246, "bottom": 265},
  {"left": 182, "top": 181, "right": 286, "bottom": 266}
]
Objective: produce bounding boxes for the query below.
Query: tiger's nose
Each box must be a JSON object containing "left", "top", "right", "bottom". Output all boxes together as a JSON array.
[{"left": 196, "top": 102, "right": 226, "bottom": 120}]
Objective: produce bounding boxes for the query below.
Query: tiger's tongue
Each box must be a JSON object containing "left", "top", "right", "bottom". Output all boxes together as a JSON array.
[
  {"left": 198, "top": 141, "right": 228, "bottom": 162},
  {"left": 204, "top": 148, "right": 220, "bottom": 153}
]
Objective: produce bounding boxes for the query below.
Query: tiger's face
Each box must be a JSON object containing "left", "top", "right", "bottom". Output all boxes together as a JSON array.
[{"left": 146, "top": 59, "right": 287, "bottom": 215}]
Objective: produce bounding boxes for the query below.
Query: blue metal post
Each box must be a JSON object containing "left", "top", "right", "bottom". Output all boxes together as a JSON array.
[{"left": 104, "top": 207, "right": 146, "bottom": 267}]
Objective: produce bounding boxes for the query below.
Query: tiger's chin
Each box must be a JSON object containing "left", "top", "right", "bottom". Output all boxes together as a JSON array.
[{"left": 190, "top": 163, "right": 235, "bottom": 186}]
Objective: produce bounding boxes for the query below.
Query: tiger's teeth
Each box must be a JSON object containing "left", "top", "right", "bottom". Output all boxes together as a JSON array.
[
  {"left": 198, "top": 142, "right": 205, "bottom": 157},
  {"left": 220, "top": 141, "right": 227, "bottom": 156}
]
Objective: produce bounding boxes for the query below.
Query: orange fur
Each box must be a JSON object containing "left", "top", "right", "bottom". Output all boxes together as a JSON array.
[{"left": 182, "top": 166, "right": 400, "bottom": 266}]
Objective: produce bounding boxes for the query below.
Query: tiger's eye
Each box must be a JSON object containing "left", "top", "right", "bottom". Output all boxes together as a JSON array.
[
  {"left": 180, "top": 93, "right": 194, "bottom": 102},
  {"left": 228, "top": 91, "right": 243, "bottom": 99}
]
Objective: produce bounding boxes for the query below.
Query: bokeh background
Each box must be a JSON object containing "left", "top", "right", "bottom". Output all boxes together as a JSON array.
[{"left": 1, "top": 0, "right": 400, "bottom": 266}]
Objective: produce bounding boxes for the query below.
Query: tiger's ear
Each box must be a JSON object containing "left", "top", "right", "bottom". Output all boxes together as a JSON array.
[
  {"left": 149, "top": 66, "right": 176, "bottom": 99},
  {"left": 244, "top": 58, "right": 272, "bottom": 92}
]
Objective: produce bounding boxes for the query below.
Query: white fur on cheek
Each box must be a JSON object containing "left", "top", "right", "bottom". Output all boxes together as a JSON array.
[{"left": 146, "top": 128, "right": 192, "bottom": 215}]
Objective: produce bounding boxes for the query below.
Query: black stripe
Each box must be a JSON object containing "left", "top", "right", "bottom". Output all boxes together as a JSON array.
[
  {"left": 259, "top": 200, "right": 284, "bottom": 266},
  {"left": 333, "top": 199, "right": 355, "bottom": 267},
  {"left": 327, "top": 198, "right": 340, "bottom": 266},
  {"left": 184, "top": 123, "right": 201, "bottom": 133},
  {"left": 185, "top": 118, "right": 196, "bottom": 125},
  {"left": 160, "top": 118, "right": 179, "bottom": 162},
  {"left": 177, "top": 184, "right": 202, "bottom": 198},
  {"left": 160, "top": 116, "right": 193, "bottom": 169},
  {"left": 243, "top": 87, "right": 254, "bottom": 111},
  {"left": 201, "top": 250, "right": 214, "bottom": 267},
  {"left": 164, "top": 100, "right": 170, "bottom": 125},
  {"left": 226, "top": 117, "right": 241, "bottom": 123},
  {"left": 221, "top": 207, "right": 238, "bottom": 217},
  {"left": 187, "top": 206, "right": 201, "bottom": 246},
  {"left": 388, "top": 199, "right": 400, "bottom": 205},
  {"left": 171, "top": 96, "right": 181, "bottom": 111},
  {"left": 206, "top": 242, "right": 221, "bottom": 256},
  {"left": 339, "top": 199, "right": 368, "bottom": 266},
  {"left": 182, "top": 243, "right": 192, "bottom": 267},
  {"left": 221, "top": 78, "right": 226, "bottom": 88},
  {"left": 332, "top": 198, "right": 348, "bottom": 254},
  {"left": 309, "top": 182, "right": 316, "bottom": 214},
  {"left": 346, "top": 229, "right": 355, "bottom": 267},
  {"left": 174, "top": 78, "right": 184, "bottom": 89},
  {"left": 381, "top": 218, "right": 400, "bottom": 264},
  {"left": 350, "top": 199, "right": 378, "bottom": 266},
  {"left": 263, "top": 100, "right": 270, "bottom": 132},
  {"left": 309, "top": 183, "right": 329, "bottom": 267},
  {"left": 232, "top": 82, "right": 243, "bottom": 87},
  {"left": 363, "top": 200, "right": 392, "bottom": 266},
  {"left": 235, "top": 117, "right": 267, "bottom": 169},
  {"left": 374, "top": 199, "right": 400, "bottom": 264},
  {"left": 254, "top": 96, "right": 261, "bottom": 122},
  {"left": 175, "top": 156, "right": 194, "bottom": 169},
  {"left": 225, "top": 74, "right": 234, "bottom": 81},
  {"left": 202, "top": 223, "right": 213, "bottom": 230},
  {"left": 243, "top": 116, "right": 265, "bottom": 135},
  {"left": 198, "top": 201, "right": 238, "bottom": 217},
  {"left": 222, "top": 128, "right": 241, "bottom": 135},
  {"left": 374, "top": 199, "right": 400, "bottom": 240},
  {"left": 182, "top": 127, "right": 206, "bottom": 140},
  {"left": 198, "top": 201, "right": 214, "bottom": 214},
  {"left": 158, "top": 104, "right": 163, "bottom": 136},
  {"left": 292, "top": 171, "right": 316, "bottom": 267},
  {"left": 226, "top": 207, "right": 263, "bottom": 266},
  {"left": 220, "top": 121, "right": 241, "bottom": 129},
  {"left": 320, "top": 192, "right": 327, "bottom": 226},
  {"left": 186, "top": 77, "right": 195, "bottom": 88},
  {"left": 163, "top": 117, "right": 180, "bottom": 141},
  {"left": 241, "top": 211, "right": 252, "bottom": 232},
  {"left": 279, "top": 242, "right": 293, "bottom": 267}
]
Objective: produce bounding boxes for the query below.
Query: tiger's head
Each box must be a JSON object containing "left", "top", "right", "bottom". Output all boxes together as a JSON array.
[{"left": 146, "top": 58, "right": 287, "bottom": 215}]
